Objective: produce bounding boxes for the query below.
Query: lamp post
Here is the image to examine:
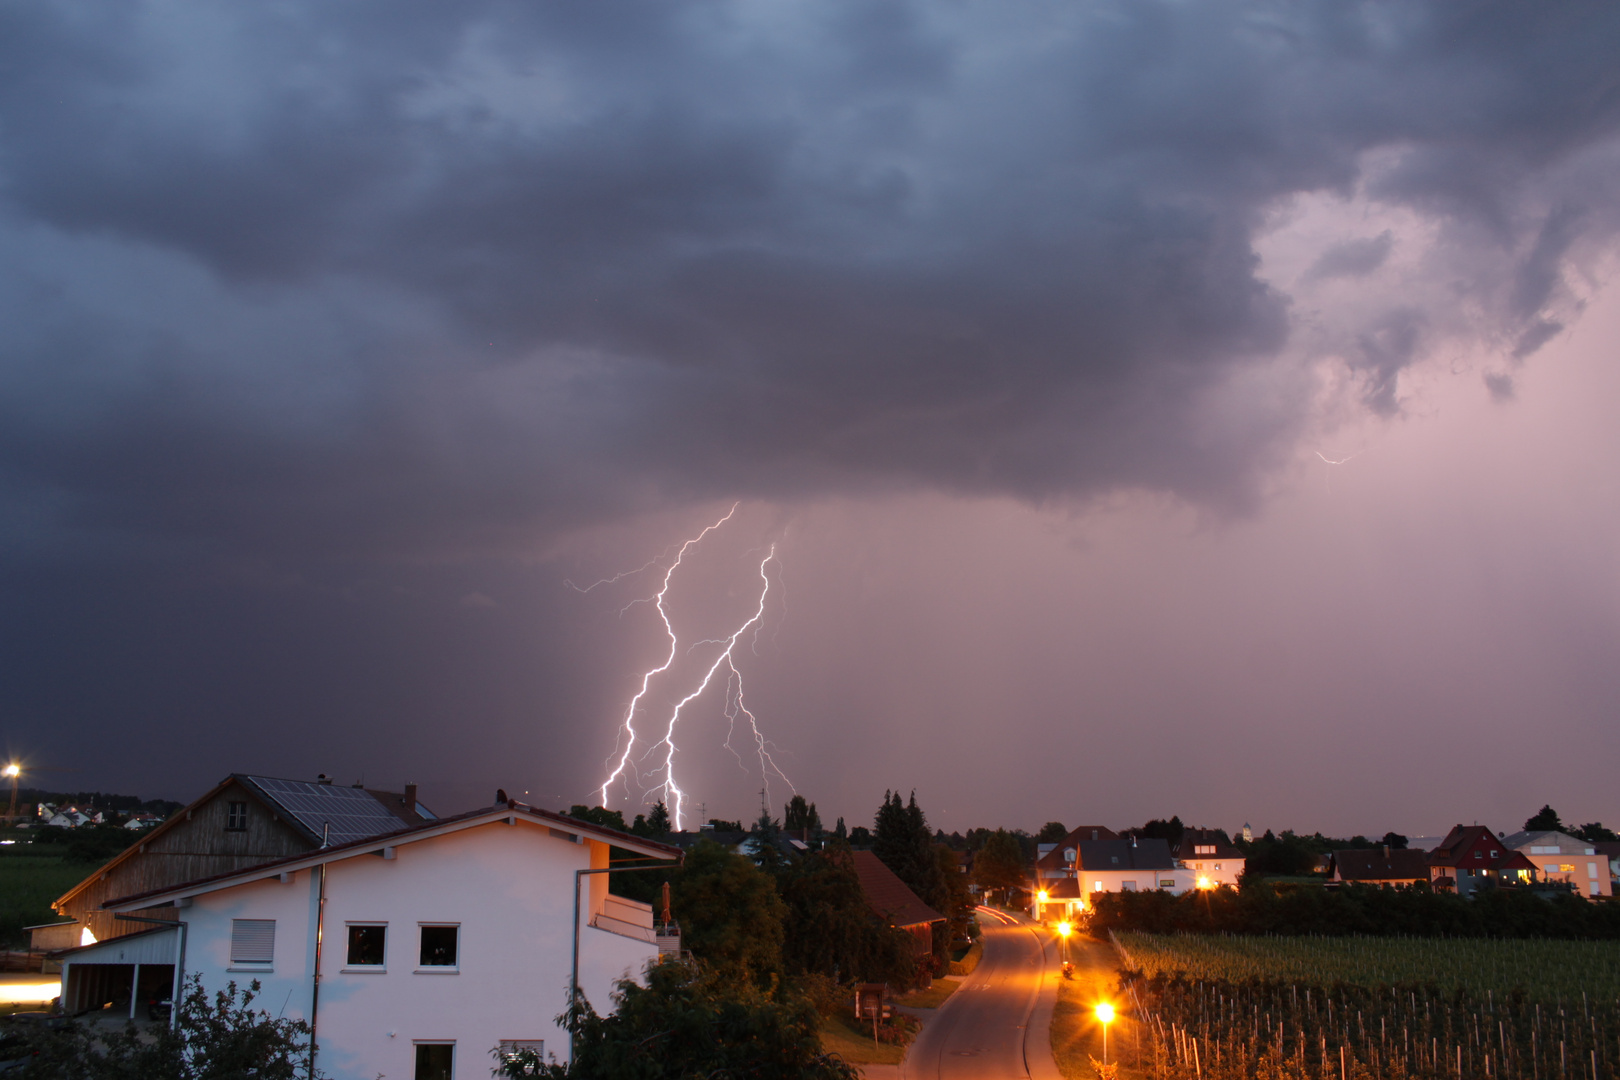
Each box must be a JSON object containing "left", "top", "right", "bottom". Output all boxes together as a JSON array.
[
  {"left": 1057, "top": 919, "right": 1072, "bottom": 971},
  {"left": 1095, "top": 1001, "right": 1115, "bottom": 1065},
  {"left": 3, "top": 763, "right": 19, "bottom": 824}
]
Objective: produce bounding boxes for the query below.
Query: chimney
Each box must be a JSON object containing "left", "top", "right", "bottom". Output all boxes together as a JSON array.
[
  {"left": 404, "top": 783, "right": 417, "bottom": 813},
  {"left": 316, "top": 773, "right": 333, "bottom": 785},
  {"left": 1383, "top": 845, "right": 1391, "bottom": 860}
]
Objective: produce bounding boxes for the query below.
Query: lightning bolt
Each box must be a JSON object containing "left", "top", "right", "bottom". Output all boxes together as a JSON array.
[
  {"left": 1315, "top": 450, "right": 1363, "bottom": 466},
  {"left": 598, "top": 505, "right": 739, "bottom": 808},
  {"left": 592, "top": 507, "right": 793, "bottom": 829}
]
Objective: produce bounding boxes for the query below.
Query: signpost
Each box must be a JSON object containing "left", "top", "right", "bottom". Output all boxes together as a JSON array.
[{"left": 855, "top": 984, "right": 890, "bottom": 1049}]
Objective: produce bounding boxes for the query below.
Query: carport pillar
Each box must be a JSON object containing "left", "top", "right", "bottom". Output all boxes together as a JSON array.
[{"left": 129, "top": 963, "right": 140, "bottom": 1019}]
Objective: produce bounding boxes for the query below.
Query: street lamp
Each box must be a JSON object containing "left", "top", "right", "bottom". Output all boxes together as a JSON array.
[
  {"left": 1057, "top": 919, "right": 1073, "bottom": 976},
  {"left": 1095, "top": 1001, "right": 1115, "bottom": 1064}
]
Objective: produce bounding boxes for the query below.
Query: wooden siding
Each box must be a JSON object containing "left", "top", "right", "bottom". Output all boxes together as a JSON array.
[{"left": 56, "top": 779, "right": 314, "bottom": 943}]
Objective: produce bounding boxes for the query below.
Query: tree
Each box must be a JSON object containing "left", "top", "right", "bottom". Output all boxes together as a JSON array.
[
  {"left": 1381, "top": 832, "right": 1409, "bottom": 849},
  {"left": 671, "top": 839, "right": 785, "bottom": 984},
  {"left": 848, "top": 825, "right": 871, "bottom": 847},
  {"left": 833, "top": 816, "right": 847, "bottom": 841},
  {"left": 776, "top": 846, "right": 916, "bottom": 986},
  {"left": 973, "top": 828, "right": 1026, "bottom": 901},
  {"left": 784, "top": 795, "right": 822, "bottom": 836},
  {"left": 1037, "top": 821, "right": 1069, "bottom": 844},
  {"left": 1131, "top": 816, "right": 1185, "bottom": 848},
  {"left": 1525, "top": 805, "right": 1565, "bottom": 832},
  {"left": 873, "top": 791, "right": 948, "bottom": 919},
  {"left": 1575, "top": 822, "right": 1619, "bottom": 843},
  {"left": 17, "top": 976, "right": 318, "bottom": 1079},
  {"left": 630, "top": 801, "right": 671, "bottom": 840},
  {"left": 497, "top": 960, "right": 858, "bottom": 1079}
]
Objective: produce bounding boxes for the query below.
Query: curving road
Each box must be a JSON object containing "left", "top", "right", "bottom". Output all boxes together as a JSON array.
[{"left": 902, "top": 907, "right": 1063, "bottom": 1080}]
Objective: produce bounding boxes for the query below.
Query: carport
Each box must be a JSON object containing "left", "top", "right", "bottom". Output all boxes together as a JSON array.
[{"left": 56, "top": 924, "right": 179, "bottom": 1020}]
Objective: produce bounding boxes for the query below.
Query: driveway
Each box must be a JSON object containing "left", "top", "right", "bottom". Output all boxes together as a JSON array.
[{"left": 894, "top": 906, "right": 1063, "bottom": 1080}]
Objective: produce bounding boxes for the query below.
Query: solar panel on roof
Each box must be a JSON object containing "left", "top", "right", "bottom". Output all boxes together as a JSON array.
[{"left": 246, "top": 776, "right": 411, "bottom": 846}]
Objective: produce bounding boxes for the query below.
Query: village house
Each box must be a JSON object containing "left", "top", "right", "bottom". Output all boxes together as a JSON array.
[
  {"left": 1501, "top": 829, "right": 1612, "bottom": 898},
  {"left": 58, "top": 800, "right": 680, "bottom": 1079},
  {"left": 40, "top": 774, "right": 435, "bottom": 950},
  {"left": 1034, "top": 825, "right": 1119, "bottom": 888},
  {"left": 1426, "top": 824, "right": 1539, "bottom": 896},
  {"left": 1033, "top": 836, "right": 1192, "bottom": 920},
  {"left": 846, "top": 849, "right": 945, "bottom": 965},
  {"left": 1171, "top": 828, "right": 1246, "bottom": 888},
  {"left": 1326, "top": 846, "right": 1432, "bottom": 887}
]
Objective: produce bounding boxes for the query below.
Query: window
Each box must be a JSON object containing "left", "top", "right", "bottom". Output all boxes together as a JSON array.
[
  {"left": 1213, "top": 863, "right": 1222, "bottom": 871},
  {"left": 419, "top": 925, "right": 459, "bottom": 969},
  {"left": 225, "top": 802, "right": 248, "bottom": 831},
  {"left": 414, "top": 1042, "right": 454, "bottom": 1080},
  {"left": 1159, "top": 879, "right": 1176, "bottom": 888},
  {"left": 1490, "top": 850, "right": 1498, "bottom": 858},
  {"left": 1122, "top": 880, "right": 1137, "bottom": 891},
  {"left": 498, "top": 1041, "right": 544, "bottom": 1070},
  {"left": 1194, "top": 844, "right": 1216, "bottom": 855},
  {"left": 1590, "top": 863, "right": 1600, "bottom": 878},
  {"left": 1560, "top": 863, "right": 1576, "bottom": 874},
  {"left": 1546, "top": 863, "right": 1561, "bottom": 872},
  {"left": 230, "top": 919, "right": 275, "bottom": 966},
  {"left": 346, "top": 924, "right": 387, "bottom": 968}
]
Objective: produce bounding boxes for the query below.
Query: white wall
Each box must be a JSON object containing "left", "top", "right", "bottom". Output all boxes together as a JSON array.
[
  {"left": 176, "top": 819, "right": 662, "bottom": 1079},
  {"left": 1182, "top": 857, "right": 1245, "bottom": 888},
  {"left": 1080, "top": 867, "right": 1195, "bottom": 897}
]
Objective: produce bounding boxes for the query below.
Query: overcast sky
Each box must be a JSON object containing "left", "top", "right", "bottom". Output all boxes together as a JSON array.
[{"left": 2, "top": 2, "right": 1618, "bottom": 837}]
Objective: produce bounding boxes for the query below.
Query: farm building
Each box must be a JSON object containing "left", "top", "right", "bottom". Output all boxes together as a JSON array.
[
  {"left": 66, "top": 801, "right": 680, "bottom": 1078},
  {"left": 43, "top": 773, "right": 435, "bottom": 948}
]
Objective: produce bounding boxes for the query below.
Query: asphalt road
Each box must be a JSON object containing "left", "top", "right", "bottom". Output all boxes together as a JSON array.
[{"left": 902, "top": 907, "right": 1062, "bottom": 1080}]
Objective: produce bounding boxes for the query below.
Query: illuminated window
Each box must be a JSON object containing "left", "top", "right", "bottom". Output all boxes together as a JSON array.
[
  {"left": 1560, "top": 864, "right": 1576, "bottom": 873},
  {"left": 1159, "top": 879, "right": 1175, "bottom": 888},
  {"left": 346, "top": 924, "right": 386, "bottom": 968},
  {"left": 225, "top": 802, "right": 248, "bottom": 831},
  {"left": 1213, "top": 864, "right": 1222, "bottom": 871},
  {"left": 1194, "top": 845, "right": 1216, "bottom": 855},
  {"left": 419, "top": 925, "right": 459, "bottom": 969}
]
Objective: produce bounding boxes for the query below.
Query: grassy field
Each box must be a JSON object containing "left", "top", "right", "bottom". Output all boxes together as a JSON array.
[
  {"left": 819, "top": 1013, "right": 906, "bottom": 1066},
  {"left": 0, "top": 844, "right": 89, "bottom": 949},
  {"left": 1114, "top": 930, "right": 1620, "bottom": 1004}
]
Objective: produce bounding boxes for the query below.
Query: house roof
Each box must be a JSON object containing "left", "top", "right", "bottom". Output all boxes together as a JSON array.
[
  {"left": 847, "top": 850, "right": 944, "bottom": 929},
  {"left": 1329, "top": 848, "right": 1432, "bottom": 882},
  {"left": 234, "top": 774, "right": 436, "bottom": 846},
  {"left": 1173, "top": 828, "right": 1245, "bottom": 861},
  {"left": 1034, "top": 826, "right": 1118, "bottom": 873},
  {"left": 55, "top": 773, "right": 436, "bottom": 910},
  {"left": 102, "top": 802, "right": 682, "bottom": 912},
  {"left": 1429, "top": 825, "right": 1538, "bottom": 873},
  {"left": 1076, "top": 838, "right": 1174, "bottom": 872},
  {"left": 1500, "top": 830, "right": 1600, "bottom": 855}
]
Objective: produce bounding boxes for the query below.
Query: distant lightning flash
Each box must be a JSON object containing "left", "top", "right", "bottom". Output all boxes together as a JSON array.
[
  {"left": 594, "top": 507, "right": 792, "bottom": 829},
  {"left": 1316, "top": 450, "right": 1363, "bottom": 466}
]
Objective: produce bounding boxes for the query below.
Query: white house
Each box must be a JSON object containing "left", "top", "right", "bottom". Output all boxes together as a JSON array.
[
  {"left": 1501, "top": 829, "right": 1612, "bottom": 898},
  {"left": 63, "top": 802, "right": 681, "bottom": 1079},
  {"left": 1032, "top": 837, "right": 1194, "bottom": 920},
  {"left": 1171, "top": 828, "right": 1246, "bottom": 888}
]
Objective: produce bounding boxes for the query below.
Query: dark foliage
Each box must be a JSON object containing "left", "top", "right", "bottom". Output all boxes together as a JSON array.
[
  {"left": 1381, "top": 831, "right": 1409, "bottom": 850},
  {"left": 972, "top": 828, "right": 1026, "bottom": 900},
  {"left": 1524, "top": 805, "right": 1564, "bottom": 833},
  {"left": 16, "top": 976, "right": 316, "bottom": 1079},
  {"left": 1574, "top": 821, "right": 1618, "bottom": 843},
  {"left": 1090, "top": 880, "right": 1620, "bottom": 939},
  {"left": 1127, "top": 816, "right": 1186, "bottom": 848},
  {"left": 32, "top": 823, "right": 139, "bottom": 863},
  {"left": 776, "top": 845, "right": 916, "bottom": 986},
  {"left": 670, "top": 840, "right": 785, "bottom": 984},
  {"left": 1037, "top": 821, "right": 1069, "bottom": 843},
  {"left": 495, "top": 960, "right": 858, "bottom": 1080},
  {"left": 783, "top": 795, "right": 822, "bottom": 838}
]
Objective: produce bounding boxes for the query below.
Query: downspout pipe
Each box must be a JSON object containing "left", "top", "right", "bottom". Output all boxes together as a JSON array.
[
  {"left": 309, "top": 822, "right": 330, "bottom": 1080},
  {"left": 570, "top": 860, "right": 680, "bottom": 1064}
]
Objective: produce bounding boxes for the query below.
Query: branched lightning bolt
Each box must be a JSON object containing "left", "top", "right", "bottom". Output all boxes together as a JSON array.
[
  {"left": 598, "top": 504, "right": 740, "bottom": 807},
  {"left": 643, "top": 545, "right": 788, "bottom": 829}
]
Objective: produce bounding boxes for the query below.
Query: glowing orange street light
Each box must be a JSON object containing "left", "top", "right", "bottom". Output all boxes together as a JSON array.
[{"left": 1095, "top": 1002, "right": 1115, "bottom": 1064}]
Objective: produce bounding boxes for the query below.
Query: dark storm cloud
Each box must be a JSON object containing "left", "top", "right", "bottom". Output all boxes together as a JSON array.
[{"left": 1, "top": 1, "right": 1619, "bottom": 558}]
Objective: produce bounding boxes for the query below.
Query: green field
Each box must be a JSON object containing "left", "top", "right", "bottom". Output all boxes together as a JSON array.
[
  {"left": 0, "top": 843, "right": 90, "bottom": 949},
  {"left": 1114, "top": 930, "right": 1620, "bottom": 1004}
]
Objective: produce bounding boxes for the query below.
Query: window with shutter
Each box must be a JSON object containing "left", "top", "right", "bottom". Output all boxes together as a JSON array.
[{"left": 230, "top": 919, "right": 275, "bottom": 965}]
